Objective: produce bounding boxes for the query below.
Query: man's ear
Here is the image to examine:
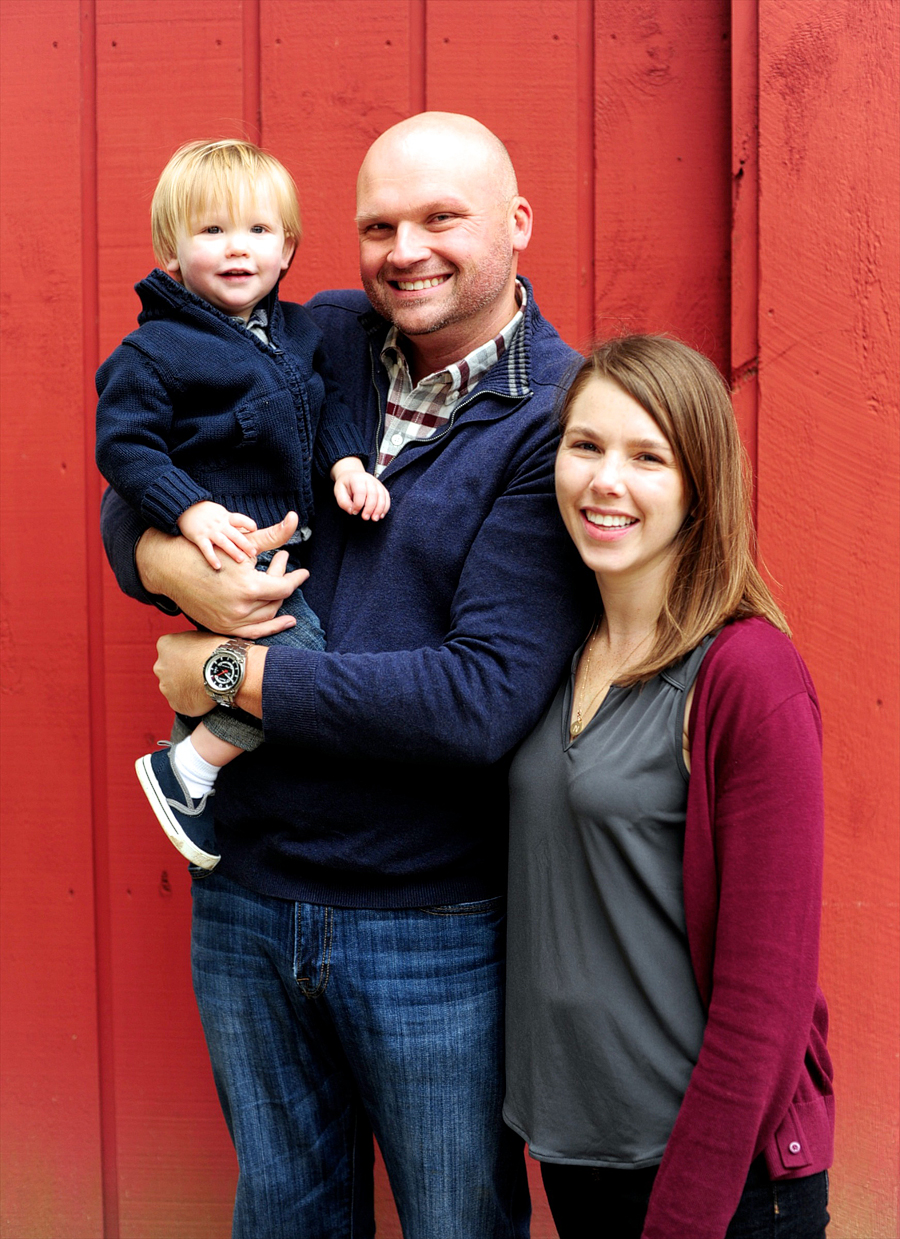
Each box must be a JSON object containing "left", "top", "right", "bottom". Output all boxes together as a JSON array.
[{"left": 510, "top": 196, "right": 533, "bottom": 254}]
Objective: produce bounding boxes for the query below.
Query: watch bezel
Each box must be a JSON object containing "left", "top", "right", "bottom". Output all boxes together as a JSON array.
[{"left": 202, "top": 639, "right": 250, "bottom": 708}]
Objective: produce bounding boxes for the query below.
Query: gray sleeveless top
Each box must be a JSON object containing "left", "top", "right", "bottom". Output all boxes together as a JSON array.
[{"left": 503, "top": 635, "right": 714, "bottom": 1167}]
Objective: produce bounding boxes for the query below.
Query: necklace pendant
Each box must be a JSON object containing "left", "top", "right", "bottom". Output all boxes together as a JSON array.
[{"left": 570, "top": 717, "right": 583, "bottom": 737}]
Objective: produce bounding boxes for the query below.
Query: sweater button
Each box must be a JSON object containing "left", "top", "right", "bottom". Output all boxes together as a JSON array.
[{"left": 788, "top": 1141, "right": 801, "bottom": 1154}]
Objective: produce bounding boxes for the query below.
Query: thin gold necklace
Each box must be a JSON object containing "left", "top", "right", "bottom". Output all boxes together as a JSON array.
[{"left": 569, "top": 628, "right": 652, "bottom": 738}]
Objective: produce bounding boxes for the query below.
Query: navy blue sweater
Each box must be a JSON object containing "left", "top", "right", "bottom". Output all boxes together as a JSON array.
[
  {"left": 101, "top": 281, "right": 594, "bottom": 906},
  {"left": 95, "top": 270, "right": 366, "bottom": 534}
]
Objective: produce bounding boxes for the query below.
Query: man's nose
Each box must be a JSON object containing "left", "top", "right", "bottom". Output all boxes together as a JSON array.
[{"left": 389, "top": 222, "right": 430, "bottom": 267}]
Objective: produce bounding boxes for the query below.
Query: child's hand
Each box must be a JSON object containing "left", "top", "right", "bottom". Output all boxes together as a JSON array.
[
  {"left": 177, "top": 501, "right": 259, "bottom": 570},
  {"left": 331, "top": 458, "right": 391, "bottom": 522}
]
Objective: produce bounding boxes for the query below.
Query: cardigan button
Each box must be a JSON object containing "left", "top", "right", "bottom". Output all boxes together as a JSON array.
[{"left": 788, "top": 1141, "right": 801, "bottom": 1154}]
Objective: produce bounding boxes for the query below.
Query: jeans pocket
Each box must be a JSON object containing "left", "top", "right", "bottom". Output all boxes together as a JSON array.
[{"left": 421, "top": 896, "right": 505, "bottom": 917}]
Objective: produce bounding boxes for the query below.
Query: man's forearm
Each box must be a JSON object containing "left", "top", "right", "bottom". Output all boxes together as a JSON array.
[{"left": 100, "top": 486, "right": 179, "bottom": 612}]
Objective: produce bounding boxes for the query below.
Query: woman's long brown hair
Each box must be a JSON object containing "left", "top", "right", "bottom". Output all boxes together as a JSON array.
[{"left": 559, "top": 335, "right": 789, "bottom": 685}]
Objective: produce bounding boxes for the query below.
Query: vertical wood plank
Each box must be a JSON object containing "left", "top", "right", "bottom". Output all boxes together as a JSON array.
[
  {"left": 730, "top": 0, "right": 759, "bottom": 482},
  {"left": 0, "top": 2, "right": 105, "bottom": 1235},
  {"left": 425, "top": 0, "right": 585, "bottom": 349},
  {"left": 593, "top": 0, "right": 732, "bottom": 371},
  {"left": 94, "top": 2, "right": 251, "bottom": 1233},
  {"left": 757, "top": 3, "right": 899, "bottom": 1234},
  {"left": 261, "top": 0, "right": 414, "bottom": 304}
]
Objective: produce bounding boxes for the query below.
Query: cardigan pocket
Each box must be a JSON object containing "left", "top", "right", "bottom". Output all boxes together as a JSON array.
[{"left": 767, "top": 1096, "right": 834, "bottom": 1176}]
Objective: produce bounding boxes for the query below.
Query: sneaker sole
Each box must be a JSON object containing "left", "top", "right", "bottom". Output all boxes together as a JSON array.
[{"left": 135, "top": 755, "right": 221, "bottom": 870}]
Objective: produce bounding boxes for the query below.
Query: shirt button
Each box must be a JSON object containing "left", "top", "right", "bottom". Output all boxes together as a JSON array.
[
  {"left": 788, "top": 1141, "right": 801, "bottom": 1154},
  {"left": 446, "top": 391, "right": 458, "bottom": 402},
  {"left": 390, "top": 432, "right": 404, "bottom": 447}
]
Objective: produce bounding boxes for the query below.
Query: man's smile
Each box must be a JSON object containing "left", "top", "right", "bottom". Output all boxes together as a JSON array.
[{"left": 389, "top": 275, "right": 451, "bottom": 291}]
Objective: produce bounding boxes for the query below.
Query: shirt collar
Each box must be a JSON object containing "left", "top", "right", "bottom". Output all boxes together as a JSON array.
[{"left": 380, "top": 280, "right": 528, "bottom": 395}]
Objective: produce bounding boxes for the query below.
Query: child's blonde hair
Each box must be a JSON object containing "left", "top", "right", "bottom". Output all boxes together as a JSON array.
[{"left": 151, "top": 139, "right": 302, "bottom": 268}]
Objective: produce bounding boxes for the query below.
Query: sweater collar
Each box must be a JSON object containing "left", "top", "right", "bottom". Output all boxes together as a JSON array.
[{"left": 135, "top": 268, "right": 284, "bottom": 336}]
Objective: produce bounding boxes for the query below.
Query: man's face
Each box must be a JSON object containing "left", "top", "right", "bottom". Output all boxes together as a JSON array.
[{"left": 356, "top": 134, "right": 528, "bottom": 351}]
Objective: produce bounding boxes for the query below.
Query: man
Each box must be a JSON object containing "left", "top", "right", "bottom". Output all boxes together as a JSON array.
[{"left": 102, "top": 113, "right": 590, "bottom": 1238}]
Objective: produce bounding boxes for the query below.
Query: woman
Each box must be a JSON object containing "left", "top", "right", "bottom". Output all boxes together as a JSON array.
[{"left": 504, "top": 336, "right": 834, "bottom": 1239}]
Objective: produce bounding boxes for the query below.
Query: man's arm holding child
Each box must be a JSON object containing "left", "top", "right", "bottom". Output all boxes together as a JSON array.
[{"left": 100, "top": 484, "right": 307, "bottom": 638}]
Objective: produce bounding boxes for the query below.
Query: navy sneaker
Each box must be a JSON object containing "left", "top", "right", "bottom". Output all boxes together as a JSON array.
[{"left": 135, "top": 743, "right": 221, "bottom": 870}]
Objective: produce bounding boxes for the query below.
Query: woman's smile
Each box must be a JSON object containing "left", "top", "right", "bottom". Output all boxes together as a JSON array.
[{"left": 555, "top": 376, "right": 688, "bottom": 591}]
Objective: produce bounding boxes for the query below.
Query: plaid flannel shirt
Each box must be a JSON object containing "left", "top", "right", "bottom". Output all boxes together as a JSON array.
[{"left": 375, "top": 283, "right": 527, "bottom": 474}]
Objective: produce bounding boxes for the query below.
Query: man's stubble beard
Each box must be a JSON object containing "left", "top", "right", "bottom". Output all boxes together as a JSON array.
[{"left": 362, "top": 236, "right": 515, "bottom": 338}]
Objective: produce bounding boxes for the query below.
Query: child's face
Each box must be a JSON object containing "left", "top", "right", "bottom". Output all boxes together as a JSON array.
[{"left": 166, "top": 186, "right": 295, "bottom": 321}]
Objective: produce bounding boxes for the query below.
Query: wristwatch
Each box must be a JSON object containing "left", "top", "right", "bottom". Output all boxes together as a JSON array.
[{"left": 202, "top": 638, "right": 251, "bottom": 709}]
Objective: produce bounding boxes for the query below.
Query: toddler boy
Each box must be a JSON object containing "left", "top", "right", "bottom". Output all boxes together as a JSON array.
[{"left": 96, "top": 139, "right": 388, "bottom": 871}]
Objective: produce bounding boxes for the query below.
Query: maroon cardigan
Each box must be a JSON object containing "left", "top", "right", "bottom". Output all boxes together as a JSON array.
[{"left": 642, "top": 617, "right": 835, "bottom": 1239}]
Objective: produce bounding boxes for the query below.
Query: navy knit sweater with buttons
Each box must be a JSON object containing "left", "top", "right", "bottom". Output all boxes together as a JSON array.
[{"left": 95, "top": 269, "right": 366, "bottom": 534}]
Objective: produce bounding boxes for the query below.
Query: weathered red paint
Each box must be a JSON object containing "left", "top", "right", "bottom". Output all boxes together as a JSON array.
[
  {"left": 757, "top": 3, "right": 900, "bottom": 1234},
  {"left": 1, "top": 3, "right": 896, "bottom": 1237}
]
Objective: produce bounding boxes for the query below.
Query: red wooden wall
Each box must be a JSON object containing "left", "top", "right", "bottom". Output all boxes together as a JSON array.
[{"left": 1, "top": 3, "right": 897, "bottom": 1237}]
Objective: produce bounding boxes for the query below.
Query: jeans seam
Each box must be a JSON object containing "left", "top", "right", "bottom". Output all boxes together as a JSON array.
[{"left": 294, "top": 903, "right": 333, "bottom": 997}]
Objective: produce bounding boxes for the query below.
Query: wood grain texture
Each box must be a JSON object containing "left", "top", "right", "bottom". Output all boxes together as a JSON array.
[
  {"left": 0, "top": 1, "right": 897, "bottom": 1235},
  {"left": 593, "top": 0, "right": 732, "bottom": 371},
  {"left": 0, "top": 3, "right": 105, "bottom": 1236},
  {"left": 757, "top": 2, "right": 899, "bottom": 1234}
]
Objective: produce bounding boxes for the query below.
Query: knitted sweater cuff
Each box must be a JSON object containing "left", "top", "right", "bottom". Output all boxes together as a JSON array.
[{"left": 141, "top": 469, "right": 213, "bottom": 534}]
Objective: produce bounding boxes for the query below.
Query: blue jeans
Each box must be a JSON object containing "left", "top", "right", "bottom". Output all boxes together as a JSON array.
[
  {"left": 540, "top": 1155, "right": 829, "bottom": 1238},
  {"left": 190, "top": 872, "right": 530, "bottom": 1239}
]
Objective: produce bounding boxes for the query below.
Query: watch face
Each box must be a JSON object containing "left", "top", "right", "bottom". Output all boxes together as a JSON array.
[{"left": 205, "top": 652, "right": 242, "bottom": 694}]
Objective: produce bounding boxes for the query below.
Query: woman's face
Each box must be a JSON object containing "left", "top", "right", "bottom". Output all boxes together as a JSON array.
[{"left": 555, "top": 376, "right": 689, "bottom": 593}]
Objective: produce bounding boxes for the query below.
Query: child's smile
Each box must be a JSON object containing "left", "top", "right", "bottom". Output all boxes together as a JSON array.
[{"left": 167, "top": 188, "right": 295, "bottom": 322}]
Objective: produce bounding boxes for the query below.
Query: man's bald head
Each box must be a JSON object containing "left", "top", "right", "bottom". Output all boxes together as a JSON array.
[
  {"left": 358, "top": 113, "right": 518, "bottom": 205},
  {"left": 355, "top": 112, "right": 532, "bottom": 378}
]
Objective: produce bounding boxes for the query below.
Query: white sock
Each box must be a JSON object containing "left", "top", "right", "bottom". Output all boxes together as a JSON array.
[{"left": 171, "top": 736, "right": 220, "bottom": 800}]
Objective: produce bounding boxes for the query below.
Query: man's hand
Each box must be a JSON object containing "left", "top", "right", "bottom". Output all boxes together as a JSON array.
[
  {"left": 331, "top": 457, "right": 391, "bottom": 521},
  {"left": 154, "top": 631, "right": 266, "bottom": 719},
  {"left": 176, "top": 500, "right": 258, "bottom": 570},
  {"left": 137, "top": 512, "right": 309, "bottom": 639}
]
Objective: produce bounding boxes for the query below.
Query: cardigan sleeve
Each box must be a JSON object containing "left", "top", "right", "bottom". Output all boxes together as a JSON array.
[
  {"left": 641, "top": 627, "right": 825, "bottom": 1239},
  {"left": 95, "top": 343, "right": 213, "bottom": 534}
]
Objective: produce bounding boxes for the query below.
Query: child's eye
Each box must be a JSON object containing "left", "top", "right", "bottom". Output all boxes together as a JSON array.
[
  {"left": 250, "top": 224, "right": 269, "bottom": 233},
  {"left": 203, "top": 225, "right": 222, "bottom": 234}
]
